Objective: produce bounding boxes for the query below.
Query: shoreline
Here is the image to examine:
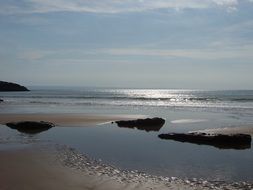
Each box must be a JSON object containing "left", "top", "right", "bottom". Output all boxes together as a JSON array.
[
  {"left": 0, "top": 144, "right": 252, "bottom": 190},
  {"left": 191, "top": 126, "right": 253, "bottom": 136},
  {"left": 0, "top": 113, "right": 253, "bottom": 189},
  {"left": 0, "top": 113, "right": 145, "bottom": 126}
]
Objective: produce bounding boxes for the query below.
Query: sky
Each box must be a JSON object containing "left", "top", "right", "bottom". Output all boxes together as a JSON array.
[{"left": 0, "top": 0, "right": 253, "bottom": 89}]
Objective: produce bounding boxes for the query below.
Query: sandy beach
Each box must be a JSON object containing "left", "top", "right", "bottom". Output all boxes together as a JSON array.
[
  {"left": 1, "top": 143, "right": 252, "bottom": 190},
  {"left": 0, "top": 113, "right": 253, "bottom": 190},
  {"left": 0, "top": 113, "right": 144, "bottom": 126},
  {"left": 191, "top": 126, "right": 253, "bottom": 136},
  {"left": 0, "top": 113, "right": 253, "bottom": 189},
  {"left": 0, "top": 147, "right": 124, "bottom": 190},
  {"left": 0, "top": 145, "right": 191, "bottom": 190}
]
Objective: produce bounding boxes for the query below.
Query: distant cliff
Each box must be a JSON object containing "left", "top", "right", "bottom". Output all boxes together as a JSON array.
[{"left": 0, "top": 81, "right": 29, "bottom": 91}]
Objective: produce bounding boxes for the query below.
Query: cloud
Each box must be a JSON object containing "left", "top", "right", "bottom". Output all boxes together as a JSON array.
[
  {"left": 17, "top": 44, "right": 253, "bottom": 64},
  {"left": 102, "top": 46, "right": 253, "bottom": 60},
  {"left": 0, "top": 0, "right": 248, "bottom": 15},
  {"left": 17, "top": 49, "right": 98, "bottom": 62},
  {"left": 18, "top": 50, "right": 53, "bottom": 61}
]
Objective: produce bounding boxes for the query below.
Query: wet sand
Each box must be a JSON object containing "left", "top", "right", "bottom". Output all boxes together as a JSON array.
[
  {"left": 0, "top": 113, "right": 144, "bottom": 126},
  {"left": 0, "top": 146, "right": 190, "bottom": 190},
  {"left": 1, "top": 145, "right": 252, "bottom": 190},
  {"left": 0, "top": 147, "right": 122, "bottom": 190},
  {"left": 191, "top": 126, "right": 253, "bottom": 136},
  {"left": 1, "top": 113, "right": 253, "bottom": 189}
]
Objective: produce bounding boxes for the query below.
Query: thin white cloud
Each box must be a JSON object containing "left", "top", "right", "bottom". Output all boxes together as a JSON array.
[
  {"left": 0, "top": 0, "right": 248, "bottom": 15},
  {"left": 18, "top": 50, "right": 52, "bottom": 61},
  {"left": 18, "top": 45, "right": 253, "bottom": 63},
  {"left": 17, "top": 49, "right": 99, "bottom": 61},
  {"left": 102, "top": 46, "right": 253, "bottom": 60}
]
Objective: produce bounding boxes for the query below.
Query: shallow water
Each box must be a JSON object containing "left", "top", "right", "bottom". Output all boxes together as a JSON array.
[
  {"left": 38, "top": 121, "right": 253, "bottom": 181},
  {"left": 1, "top": 108, "right": 253, "bottom": 181},
  {"left": 1, "top": 88, "right": 253, "bottom": 182}
]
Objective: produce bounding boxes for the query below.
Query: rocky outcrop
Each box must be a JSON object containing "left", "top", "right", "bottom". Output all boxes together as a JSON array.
[
  {"left": 0, "top": 99, "right": 3, "bottom": 102},
  {"left": 115, "top": 117, "right": 165, "bottom": 132},
  {"left": 158, "top": 132, "right": 252, "bottom": 149},
  {"left": 0, "top": 81, "right": 29, "bottom": 91},
  {"left": 6, "top": 121, "right": 55, "bottom": 134}
]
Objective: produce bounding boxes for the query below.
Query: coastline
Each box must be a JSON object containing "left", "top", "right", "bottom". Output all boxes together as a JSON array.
[
  {"left": 1, "top": 144, "right": 252, "bottom": 190},
  {"left": 0, "top": 96, "right": 253, "bottom": 189},
  {"left": 0, "top": 145, "right": 176, "bottom": 190},
  {"left": 0, "top": 113, "right": 145, "bottom": 126},
  {"left": 0, "top": 146, "right": 123, "bottom": 190},
  {"left": 0, "top": 112, "right": 253, "bottom": 189},
  {"left": 191, "top": 126, "right": 253, "bottom": 136}
]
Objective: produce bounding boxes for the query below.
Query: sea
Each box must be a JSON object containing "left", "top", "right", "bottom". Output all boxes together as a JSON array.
[{"left": 1, "top": 87, "right": 253, "bottom": 182}]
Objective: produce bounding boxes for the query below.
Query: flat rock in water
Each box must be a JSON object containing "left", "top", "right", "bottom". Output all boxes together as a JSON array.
[
  {"left": 115, "top": 117, "right": 165, "bottom": 132},
  {"left": 0, "top": 99, "right": 3, "bottom": 102},
  {"left": 0, "top": 81, "right": 29, "bottom": 91},
  {"left": 6, "top": 121, "right": 55, "bottom": 134},
  {"left": 158, "top": 132, "right": 252, "bottom": 149}
]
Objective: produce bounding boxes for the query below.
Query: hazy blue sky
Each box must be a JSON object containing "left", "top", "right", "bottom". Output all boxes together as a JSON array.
[{"left": 1, "top": 0, "right": 253, "bottom": 89}]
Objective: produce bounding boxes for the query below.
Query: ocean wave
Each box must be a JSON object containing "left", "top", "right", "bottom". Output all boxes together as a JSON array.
[
  {"left": 2, "top": 89, "right": 253, "bottom": 111},
  {"left": 3, "top": 95, "right": 253, "bottom": 103},
  {"left": 22, "top": 99, "right": 253, "bottom": 111},
  {"left": 0, "top": 95, "right": 222, "bottom": 102},
  {"left": 230, "top": 98, "right": 253, "bottom": 102}
]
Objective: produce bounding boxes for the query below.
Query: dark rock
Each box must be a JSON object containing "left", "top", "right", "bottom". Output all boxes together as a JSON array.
[
  {"left": 0, "top": 99, "right": 3, "bottom": 102},
  {"left": 115, "top": 117, "right": 165, "bottom": 132},
  {"left": 6, "top": 121, "right": 55, "bottom": 134},
  {"left": 158, "top": 132, "right": 251, "bottom": 149},
  {"left": 0, "top": 81, "right": 29, "bottom": 91}
]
